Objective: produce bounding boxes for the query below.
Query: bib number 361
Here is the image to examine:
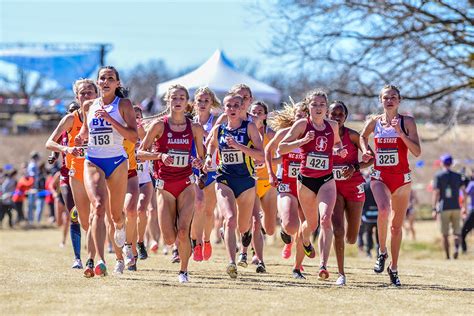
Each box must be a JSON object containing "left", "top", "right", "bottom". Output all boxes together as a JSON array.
[{"left": 221, "top": 150, "right": 244, "bottom": 165}]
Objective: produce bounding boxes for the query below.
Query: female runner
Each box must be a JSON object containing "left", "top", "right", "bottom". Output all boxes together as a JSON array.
[
  {"left": 46, "top": 80, "right": 97, "bottom": 276},
  {"left": 278, "top": 89, "right": 347, "bottom": 280},
  {"left": 205, "top": 93, "right": 263, "bottom": 279},
  {"left": 76, "top": 66, "right": 138, "bottom": 276},
  {"left": 360, "top": 85, "right": 421, "bottom": 287},
  {"left": 265, "top": 101, "right": 308, "bottom": 278},
  {"left": 138, "top": 84, "right": 204, "bottom": 283},
  {"left": 190, "top": 87, "right": 221, "bottom": 261},
  {"left": 328, "top": 101, "right": 374, "bottom": 285}
]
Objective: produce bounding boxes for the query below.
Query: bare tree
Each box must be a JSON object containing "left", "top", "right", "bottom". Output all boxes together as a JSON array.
[
  {"left": 122, "top": 59, "right": 172, "bottom": 104},
  {"left": 263, "top": 0, "right": 474, "bottom": 121}
]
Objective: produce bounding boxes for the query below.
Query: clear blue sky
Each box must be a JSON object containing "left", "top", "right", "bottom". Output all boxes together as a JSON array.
[{"left": 0, "top": 0, "right": 275, "bottom": 75}]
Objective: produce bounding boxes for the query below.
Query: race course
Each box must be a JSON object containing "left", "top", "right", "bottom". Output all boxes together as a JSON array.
[{"left": 1, "top": 221, "right": 472, "bottom": 315}]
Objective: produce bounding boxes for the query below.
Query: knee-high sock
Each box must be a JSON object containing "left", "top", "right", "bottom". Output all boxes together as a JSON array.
[{"left": 70, "top": 222, "right": 82, "bottom": 260}]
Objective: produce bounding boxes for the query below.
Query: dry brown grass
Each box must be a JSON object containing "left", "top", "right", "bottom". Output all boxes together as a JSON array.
[{"left": 0, "top": 221, "right": 473, "bottom": 315}]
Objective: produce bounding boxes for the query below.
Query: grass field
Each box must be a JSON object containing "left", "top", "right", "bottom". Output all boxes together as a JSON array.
[{"left": 0, "top": 221, "right": 473, "bottom": 315}]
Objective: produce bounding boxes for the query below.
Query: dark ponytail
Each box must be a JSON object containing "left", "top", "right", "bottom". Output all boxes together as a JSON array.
[{"left": 115, "top": 86, "right": 129, "bottom": 98}]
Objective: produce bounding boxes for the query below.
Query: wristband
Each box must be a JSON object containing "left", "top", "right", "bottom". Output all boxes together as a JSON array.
[
  {"left": 353, "top": 163, "right": 360, "bottom": 172},
  {"left": 432, "top": 207, "right": 437, "bottom": 212},
  {"left": 205, "top": 153, "right": 212, "bottom": 159}
]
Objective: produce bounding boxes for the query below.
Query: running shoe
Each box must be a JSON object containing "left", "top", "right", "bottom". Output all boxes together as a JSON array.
[
  {"left": 303, "top": 242, "right": 316, "bottom": 258},
  {"left": 203, "top": 241, "right": 212, "bottom": 260},
  {"left": 256, "top": 261, "right": 266, "bottom": 273},
  {"left": 282, "top": 243, "right": 292, "bottom": 259},
  {"left": 137, "top": 242, "right": 148, "bottom": 260},
  {"left": 83, "top": 259, "right": 94, "bottom": 278},
  {"left": 94, "top": 260, "right": 107, "bottom": 277},
  {"left": 453, "top": 250, "right": 459, "bottom": 260},
  {"left": 241, "top": 230, "right": 252, "bottom": 247},
  {"left": 318, "top": 266, "right": 329, "bottom": 280},
  {"left": 374, "top": 252, "right": 388, "bottom": 273},
  {"left": 226, "top": 263, "right": 238, "bottom": 279},
  {"left": 123, "top": 244, "right": 136, "bottom": 267},
  {"left": 193, "top": 244, "right": 203, "bottom": 262},
  {"left": 162, "top": 245, "right": 169, "bottom": 255},
  {"left": 237, "top": 253, "right": 248, "bottom": 268},
  {"left": 292, "top": 268, "right": 305, "bottom": 279},
  {"left": 150, "top": 241, "right": 159, "bottom": 254},
  {"left": 114, "top": 226, "right": 126, "bottom": 248},
  {"left": 114, "top": 260, "right": 125, "bottom": 275},
  {"left": 178, "top": 271, "right": 189, "bottom": 283},
  {"left": 280, "top": 230, "right": 292, "bottom": 244},
  {"left": 171, "top": 248, "right": 180, "bottom": 263},
  {"left": 335, "top": 274, "right": 346, "bottom": 286},
  {"left": 128, "top": 257, "right": 138, "bottom": 272},
  {"left": 387, "top": 266, "right": 401, "bottom": 287},
  {"left": 71, "top": 258, "right": 83, "bottom": 269}
]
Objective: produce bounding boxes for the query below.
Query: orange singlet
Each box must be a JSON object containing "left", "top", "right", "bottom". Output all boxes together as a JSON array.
[
  {"left": 123, "top": 139, "right": 137, "bottom": 179},
  {"left": 68, "top": 110, "right": 86, "bottom": 181}
]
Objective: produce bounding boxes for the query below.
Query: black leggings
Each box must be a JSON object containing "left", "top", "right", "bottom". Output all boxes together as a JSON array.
[
  {"left": 461, "top": 212, "right": 474, "bottom": 243},
  {"left": 358, "top": 222, "right": 379, "bottom": 254},
  {"left": 0, "top": 203, "right": 13, "bottom": 227}
]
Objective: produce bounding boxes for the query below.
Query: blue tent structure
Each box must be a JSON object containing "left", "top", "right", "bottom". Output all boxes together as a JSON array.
[{"left": 0, "top": 44, "right": 111, "bottom": 89}]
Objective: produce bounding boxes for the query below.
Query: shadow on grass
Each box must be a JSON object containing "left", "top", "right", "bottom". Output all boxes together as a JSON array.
[{"left": 120, "top": 272, "right": 473, "bottom": 293}]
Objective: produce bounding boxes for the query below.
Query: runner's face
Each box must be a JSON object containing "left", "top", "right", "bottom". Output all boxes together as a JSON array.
[
  {"left": 76, "top": 84, "right": 97, "bottom": 106},
  {"left": 380, "top": 89, "right": 400, "bottom": 111},
  {"left": 234, "top": 88, "right": 252, "bottom": 111},
  {"left": 134, "top": 108, "right": 142, "bottom": 120},
  {"left": 250, "top": 104, "right": 266, "bottom": 121},
  {"left": 97, "top": 69, "right": 119, "bottom": 96},
  {"left": 194, "top": 92, "right": 212, "bottom": 114},
  {"left": 329, "top": 104, "right": 346, "bottom": 127},
  {"left": 224, "top": 96, "right": 242, "bottom": 118},
  {"left": 169, "top": 88, "right": 188, "bottom": 113},
  {"left": 309, "top": 96, "right": 327, "bottom": 120}
]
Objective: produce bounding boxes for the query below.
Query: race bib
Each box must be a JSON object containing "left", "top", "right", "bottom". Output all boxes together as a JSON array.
[
  {"left": 369, "top": 168, "right": 381, "bottom": 180},
  {"left": 288, "top": 162, "right": 299, "bottom": 178},
  {"left": 76, "top": 146, "right": 87, "bottom": 158},
  {"left": 404, "top": 172, "right": 411, "bottom": 183},
  {"left": 376, "top": 149, "right": 399, "bottom": 166},
  {"left": 221, "top": 149, "right": 244, "bottom": 165},
  {"left": 168, "top": 150, "right": 189, "bottom": 168},
  {"left": 278, "top": 183, "right": 291, "bottom": 193},
  {"left": 137, "top": 162, "right": 145, "bottom": 173},
  {"left": 155, "top": 178, "right": 165, "bottom": 190},
  {"left": 306, "top": 153, "right": 329, "bottom": 170},
  {"left": 90, "top": 131, "right": 113, "bottom": 147},
  {"left": 332, "top": 165, "right": 348, "bottom": 181}
]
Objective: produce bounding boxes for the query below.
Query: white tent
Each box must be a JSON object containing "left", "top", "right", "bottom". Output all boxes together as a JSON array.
[{"left": 155, "top": 50, "right": 281, "bottom": 110}]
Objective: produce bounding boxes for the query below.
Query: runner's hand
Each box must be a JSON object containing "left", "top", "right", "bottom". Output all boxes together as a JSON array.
[
  {"left": 161, "top": 153, "right": 173, "bottom": 166},
  {"left": 362, "top": 150, "right": 373, "bottom": 163}
]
